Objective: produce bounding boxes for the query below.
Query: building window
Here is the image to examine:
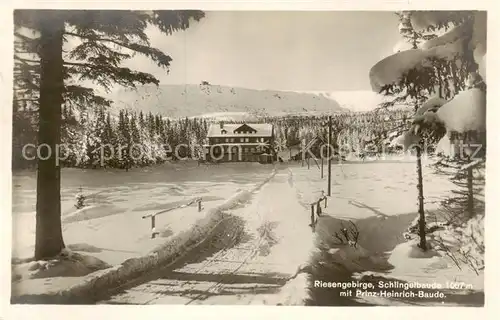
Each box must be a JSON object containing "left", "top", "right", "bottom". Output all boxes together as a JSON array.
[
  {"left": 240, "top": 138, "right": 244, "bottom": 142},
  {"left": 245, "top": 138, "right": 249, "bottom": 142},
  {"left": 244, "top": 148, "right": 249, "bottom": 153},
  {"left": 225, "top": 138, "right": 229, "bottom": 143},
  {"left": 230, "top": 138, "right": 234, "bottom": 143},
  {"left": 215, "top": 138, "right": 219, "bottom": 143},
  {"left": 251, "top": 148, "right": 255, "bottom": 152}
]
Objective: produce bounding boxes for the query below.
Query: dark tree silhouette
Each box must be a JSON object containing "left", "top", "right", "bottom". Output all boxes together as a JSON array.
[{"left": 13, "top": 9, "right": 204, "bottom": 259}]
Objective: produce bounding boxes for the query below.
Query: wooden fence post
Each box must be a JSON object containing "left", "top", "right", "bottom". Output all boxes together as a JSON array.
[
  {"left": 144, "top": 197, "right": 204, "bottom": 239},
  {"left": 151, "top": 215, "right": 157, "bottom": 239},
  {"left": 316, "top": 201, "right": 322, "bottom": 216},
  {"left": 321, "top": 157, "right": 324, "bottom": 179},
  {"left": 310, "top": 204, "right": 315, "bottom": 228}
]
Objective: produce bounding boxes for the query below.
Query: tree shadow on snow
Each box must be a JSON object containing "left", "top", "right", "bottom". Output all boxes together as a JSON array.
[
  {"left": 94, "top": 213, "right": 254, "bottom": 303},
  {"left": 135, "top": 270, "right": 291, "bottom": 303},
  {"left": 305, "top": 210, "right": 483, "bottom": 306},
  {"left": 168, "top": 214, "right": 253, "bottom": 267},
  {"left": 256, "top": 221, "right": 280, "bottom": 257},
  {"left": 354, "top": 212, "right": 418, "bottom": 254},
  {"left": 314, "top": 212, "right": 418, "bottom": 255},
  {"left": 305, "top": 212, "right": 421, "bottom": 306}
]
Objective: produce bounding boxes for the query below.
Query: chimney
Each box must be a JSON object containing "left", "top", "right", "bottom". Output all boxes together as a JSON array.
[{"left": 219, "top": 121, "right": 224, "bottom": 129}]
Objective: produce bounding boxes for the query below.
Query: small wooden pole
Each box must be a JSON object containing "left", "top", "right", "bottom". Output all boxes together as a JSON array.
[
  {"left": 310, "top": 204, "right": 315, "bottom": 227},
  {"left": 198, "top": 199, "right": 202, "bottom": 212},
  {"left": 324, "top": 196, "right": 328, "bottom": 208},
  {"left": 321, "top": 191, "right": 327, "bottom": 208},
  {"left": 151, "top": 215, "right": 157, "bottom": 239},
  {"left": 321, "top": 157, "right": 324, "bottom": 179},
  {"left": 316, "top": 201, "right": 322, "bottom": 216}
]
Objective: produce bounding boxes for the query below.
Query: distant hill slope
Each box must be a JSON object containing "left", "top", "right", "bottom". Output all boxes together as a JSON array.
[{"left": 109, "top": 84, "right": 347, "bottom": 120}]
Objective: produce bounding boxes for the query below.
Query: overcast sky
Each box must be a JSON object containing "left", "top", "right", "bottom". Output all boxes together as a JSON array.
[{"left": 124, "top": 11, "right": 401, "bottom": 95}]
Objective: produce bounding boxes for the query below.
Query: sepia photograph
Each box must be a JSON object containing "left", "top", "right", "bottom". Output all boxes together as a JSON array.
[{"left": 7, "top": 8, "right": 488, "bottom": 308}]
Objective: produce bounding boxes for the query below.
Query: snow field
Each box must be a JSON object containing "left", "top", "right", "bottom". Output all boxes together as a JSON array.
[
  {"left": 11, "top": 163, "right": 278, "bottom": 302},
  {"left": 290, "top": 161, "right": 455, "bottom": 220},
  {"left": 100, "top": 167, "right": 314, "bottom": 305},
  {"left": 289, "top": 161, "right": 483, "bottom": 306}
]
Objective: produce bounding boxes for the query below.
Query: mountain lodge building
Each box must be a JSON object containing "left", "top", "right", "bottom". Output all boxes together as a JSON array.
[{"left": 204, "top": 123, "right": 275, "bottom": 163}]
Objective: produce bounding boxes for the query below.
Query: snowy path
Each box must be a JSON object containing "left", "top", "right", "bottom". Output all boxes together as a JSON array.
[{"left": 98, "top": 169, "right": 315, "bottom": 305}]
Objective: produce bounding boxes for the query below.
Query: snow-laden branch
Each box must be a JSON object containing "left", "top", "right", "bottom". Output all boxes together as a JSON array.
[
  {"left": 415, "top": 96, "right": 448, "bottom": 116},
  {"left": 409, "top": 11, "right": 470, "bottom": 32},
  {"left": 410, "top": 11, "right": 448, "bottom": 32},
  {"left": 436, "top": 88, "right": 486, "bottom": 133},
  {"left": 389, "top": 87, "right": 485, "bottom": 151},
  {"left": 420, "top": 23, "right": 469, "bottom": 50},
  {"left": 471, "top": 10, "right": 486, "bottom": 80},
  {"left": 369, "top": 49, "right": 428, "bottom": 92},
  {"left": 460, "top": 159, "right": 484, "bottom": 171},
  {"left": 370, "top": 11, "right": 486, "bottom": 92},
  {"left": 369, "top": 41, "right": 466, "bottom": 93}
]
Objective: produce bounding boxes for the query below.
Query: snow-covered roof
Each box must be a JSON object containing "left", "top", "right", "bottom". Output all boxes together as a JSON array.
[
  {"left": 202, "top": 142, "right": 270, "bottom": 147},
  {"left": 207, "top": 123, "right": 273, "bottom": 138}
]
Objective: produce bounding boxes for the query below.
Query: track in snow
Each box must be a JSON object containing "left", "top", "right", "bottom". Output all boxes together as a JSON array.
[{"left": 98, "top": 170, "right": 314, "bottom": 305}]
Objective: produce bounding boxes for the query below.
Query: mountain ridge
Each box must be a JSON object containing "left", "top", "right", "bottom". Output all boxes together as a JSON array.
[{"left": 109, "top": 84, "right": 348, "bottom": 120}]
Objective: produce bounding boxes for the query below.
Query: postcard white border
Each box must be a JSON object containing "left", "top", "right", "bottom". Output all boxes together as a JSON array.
[{"left": 1, "top": 1, "right": 498, "bottom": 319}]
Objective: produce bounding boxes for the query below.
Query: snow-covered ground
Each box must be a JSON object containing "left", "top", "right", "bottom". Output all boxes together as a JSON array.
[
  {"left": 96, "top": 158, "right": 470, "bottom": 306},
  {"left": 12, "top": 162, "right": 274, "bottom": 265},
  {"left": 290, "top": 157, "right": 456, "bottom": 219},
  {"left": 289, "top": 159, "right": 484, "bottom": 306},
  {"left": 98, "top": 168, "right": 314, "bottom": 305},
  {"left": 11, "top": 159, "right": 484, "bottom": 306}
]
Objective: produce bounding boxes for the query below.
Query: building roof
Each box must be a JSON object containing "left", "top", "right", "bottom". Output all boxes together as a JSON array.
[
  {"left": 203, "top": 142, "right": 270, "bottom": 147},
  {"left": 207, "top": 123, "right": 273, "bottom": 138}
]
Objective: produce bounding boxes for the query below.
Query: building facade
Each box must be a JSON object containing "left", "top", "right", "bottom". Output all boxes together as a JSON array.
[{"left": 204, "top": 123, "right": 275, "bottom": 163}]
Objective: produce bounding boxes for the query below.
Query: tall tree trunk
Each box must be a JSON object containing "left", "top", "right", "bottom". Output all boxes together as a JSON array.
[
  {"left": 34, "top": 13, "right": 66, "bottom": 260},
  {"left": 327, "top": 116, "right": 332, "bottom": 196},
  {"left": 467, "top": 157, "right": 474, "bottom": 218},
  {"left": 416, "top": 144, "right": 427, "bottom": 251}
]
